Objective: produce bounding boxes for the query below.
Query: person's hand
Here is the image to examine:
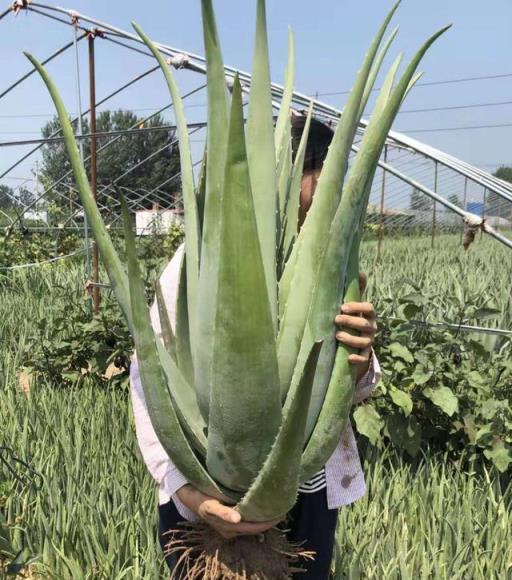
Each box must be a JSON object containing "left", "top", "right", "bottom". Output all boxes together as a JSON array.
[
  {"left": 334, "top": 273, "right": 377, "bottom": 382},
  {"left": 176, "top": 485, "right": 281, "bottom": 539}
]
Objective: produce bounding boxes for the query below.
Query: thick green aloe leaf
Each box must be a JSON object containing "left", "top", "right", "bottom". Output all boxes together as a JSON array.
[
  {"left": 155, "top": 280, "right": 177, "bottom": 362},
  {"left": 26, "top": 50, "right": 212, "bottom": 472},
  {"left": 134, "top": 26, "right": 200, "bottom": 370},
  {"left": 274, "top": 28, "right": 295, "bottom": 160},
  {"left": 246, "top": 0, "right": 278, "bottom": 333},
  {"left": 276, "top": 117, "right": 292, "bottom": 276},
  {"left": 300, "top": 260, "right": 360, "bottom": 482},
  {"left": 301, "top": 26, "right": 451, "bottom": 478},
  {"left": 155, "top": 342, "right": 208, "bottom": 459},
  {"left": 134, "top": 24, "right": 200, "bottom": 364},
  {"left": 25, "top": 53, "right": 132, "bottom": 332},
  {"left": 154, "top": 252, "right": 206, "bottom": 456},
  {"left": 120, "top": 198, "right": 223, "bottom": 499},
  {"left": 238, "top": 342, "right": 322, "bottom": 522},
  {"left": 275, "top": 30, "right": 296, "bottom": 271},
  {"left": 280, "top": 105, "right": 313, "bottom": 280},
  {"left": 277, "top": 1, "right": 401, "bottom": 398},
  {"left": 174, "top": 254, "right": 194, "bottom": 386},
  {"left": 196, "top": 149, "right": 207, "bottom": 236},
  {"left": 278, "top": 41, "right": 398, "bottom": 318},
  {"left": 301, "top": 57, "right": 403, "bottom": 439},
  {"left": 359, "top": 26, "right": 399, "bottom": 117},
  {"left": 277, "top": 117, "right": 292, "bottom": 221},
  {"left": 194, "top": 0, "right": 231, "bottom": 421},
  {"left": 206, "top": 76, "right": 281, "bottom": 492},
  {"left": 310, "top": 26, "right": 451, "bottom": 342},
  {"left": 370, "top": 52, "right": 404, "bottom": 119}
]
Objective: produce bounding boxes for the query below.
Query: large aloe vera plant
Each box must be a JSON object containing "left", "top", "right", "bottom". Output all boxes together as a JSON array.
[{"left": 27, "top": 0, "right": 448, "bottom": 526}]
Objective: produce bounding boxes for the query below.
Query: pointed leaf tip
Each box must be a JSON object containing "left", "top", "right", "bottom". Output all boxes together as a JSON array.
[
  {"left": 387, "top": 0, "right": 403, "bottom": 21},
  {"left": 429, "top": 24, "right": 453, "bottom": 42}
]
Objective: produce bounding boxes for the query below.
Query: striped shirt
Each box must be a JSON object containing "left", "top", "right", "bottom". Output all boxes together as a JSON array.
[
  {"left": 130, "top": 245, "right": 380, "bottom": 520},
  {"left": 299, "top": 469, "right": 327, "bottom": 494}
]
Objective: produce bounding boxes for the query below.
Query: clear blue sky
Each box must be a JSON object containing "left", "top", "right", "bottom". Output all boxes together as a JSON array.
[{"left": 1, "top": 0, "right": 511, "bottom": 190}]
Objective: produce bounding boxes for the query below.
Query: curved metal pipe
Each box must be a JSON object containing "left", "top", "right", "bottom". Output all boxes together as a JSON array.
[{"left": 3, "top": 1, "right": 512, "bottom": 246}]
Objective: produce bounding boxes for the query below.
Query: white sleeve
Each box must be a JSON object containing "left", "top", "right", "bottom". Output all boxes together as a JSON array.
[
  {"left": 352, "top": 350, "right": 381, "bottom": 405},
  {"left": 129, "top": 245, "right": 188, "bottom": 493},
  {"left": 148, "top": 244, "right": 184, "bottom": 338}
]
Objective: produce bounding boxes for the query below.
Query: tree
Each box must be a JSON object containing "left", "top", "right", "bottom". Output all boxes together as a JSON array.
[
  {"left": 16, "top": 187, "right": 35, "bottom": 207},
  {"left": 0, "top": 185, "right": 34, "bottom": 210},
  {"left": 494, "top": 166, "right": 512, "bottom": 183},
  {"left": 410, "top": 187, "right": 433, "bottom": 211},
  {"left": 487, "top": 166, "right": 512, "bottom": 219},
  {"left": 40, "top": 110, "right": 182, "bottom": 220},
  {"left": 0, "top": 185, "right": 15, "bottom": 209}
]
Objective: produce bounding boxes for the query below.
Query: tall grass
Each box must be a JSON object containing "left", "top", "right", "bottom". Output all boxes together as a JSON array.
[
  {"left": 1, "top": 234, "right": 511, "bottom": 578},
  {"left": 334, "top": 449, "right": 511, "bottom": 579},
  {"left": 2, "top": 378, "right": 510, "bottom": 578},
  {"left": 1, "top": 381, "right": 165, "bottom": 579},
  {"left": 361, "top": 234, "right": 512, "bottom": 329}
]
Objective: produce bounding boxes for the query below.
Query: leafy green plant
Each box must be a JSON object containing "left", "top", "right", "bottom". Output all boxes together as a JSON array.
[
  {"left": 0, "top": 229, "right": 82, "bottom": 268},
  {"left": 1, "top": 224, "right": 181, "bottom": 392},
  {"left": 0, "top": 223, "right": 183, "bottom": 271},
  {"left": 29, "top": 0, "right": 448, "bottom": 504},
  {"left": 23, "top": 294, "right": 132, "bottom": 389},
  {"left": 27, "top": 0, "right": 451, "bottom": 573},
  {"left": 362, "top": 234, "right": 512, "bottom": 333},
  {"left": 135, "top": 223, "right": 184, "bottom": 289},
  {"left": 354, "top": 289, "right": 512, "bottom": 472}
]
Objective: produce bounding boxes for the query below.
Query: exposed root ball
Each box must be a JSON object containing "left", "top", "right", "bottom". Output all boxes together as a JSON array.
[{"left": 162, "top": 523, "right": 315, "bottom": 579}]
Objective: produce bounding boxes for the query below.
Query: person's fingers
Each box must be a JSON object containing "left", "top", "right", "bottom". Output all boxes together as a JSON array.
[
  {"left": 206, "top": 518, "right": 280, "bottom": 538},
  {"left": 341, "top": 302, "right": 376, "bottom": 319},
  {"left": 336, "top": 331, "right": 373, "bottom": 350},
  {"left": 203, "top": 516, "right": 240, "bottom": 534},
  {"left": 206, "top": 520, "right": 238, "bottom": 539},
  {"left": 335, "top": 314, "right": 376, "bottom": 334},
  {"left": 348, "top": 348, "right": 371, "bottom": 365},
  {"left": 201, "top": 500, "right": 241, "bottom": 524},
  {"left": 358, "top": 272, "right": 367, "bottom": 296}
]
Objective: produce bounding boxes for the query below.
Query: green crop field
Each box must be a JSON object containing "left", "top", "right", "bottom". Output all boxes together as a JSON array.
[
  {"left": 1, "top": 233, "right": 511, "bottom": 579},
  {"left": 363, "top": 234, "right": 512, "bottom": 327}
]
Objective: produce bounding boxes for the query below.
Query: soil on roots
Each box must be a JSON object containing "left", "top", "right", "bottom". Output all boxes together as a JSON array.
[{"left": 163, "top": 523, "right": 315, "bottom": 579}]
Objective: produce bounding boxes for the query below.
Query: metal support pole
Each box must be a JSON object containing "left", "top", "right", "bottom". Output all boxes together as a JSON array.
[
  {"left": 377, "top": 144, "right": 388, "bottom": 260},
  {"left": 498, "top": 192, "right": 503, "bottom": 232},
  {"left": 356, "top": 148, "right": 512, "bottom": 250},
  {"left": 481, "top": 187, "right": 487, "bottom": 240},
  {"left": 431, "top": 160, "right": 438, "bottom": 248},
  {"left": 73, "top": 24, "right": 91, "bottom": 282},
  {"left": 461, "top": 176, "right": 468, "bottom": 242},
  {"left": 89, "top": 35, "right": 100, "bottom": 313}
]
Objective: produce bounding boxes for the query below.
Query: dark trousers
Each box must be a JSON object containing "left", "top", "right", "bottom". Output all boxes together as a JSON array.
[{"left": 158, "top": 488, "right": 338, "bottom": 579}]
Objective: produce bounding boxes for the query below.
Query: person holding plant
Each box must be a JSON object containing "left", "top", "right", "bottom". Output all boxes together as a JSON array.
[{"left": 130, "top": 115, "right": 380, "bottom": 579}]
